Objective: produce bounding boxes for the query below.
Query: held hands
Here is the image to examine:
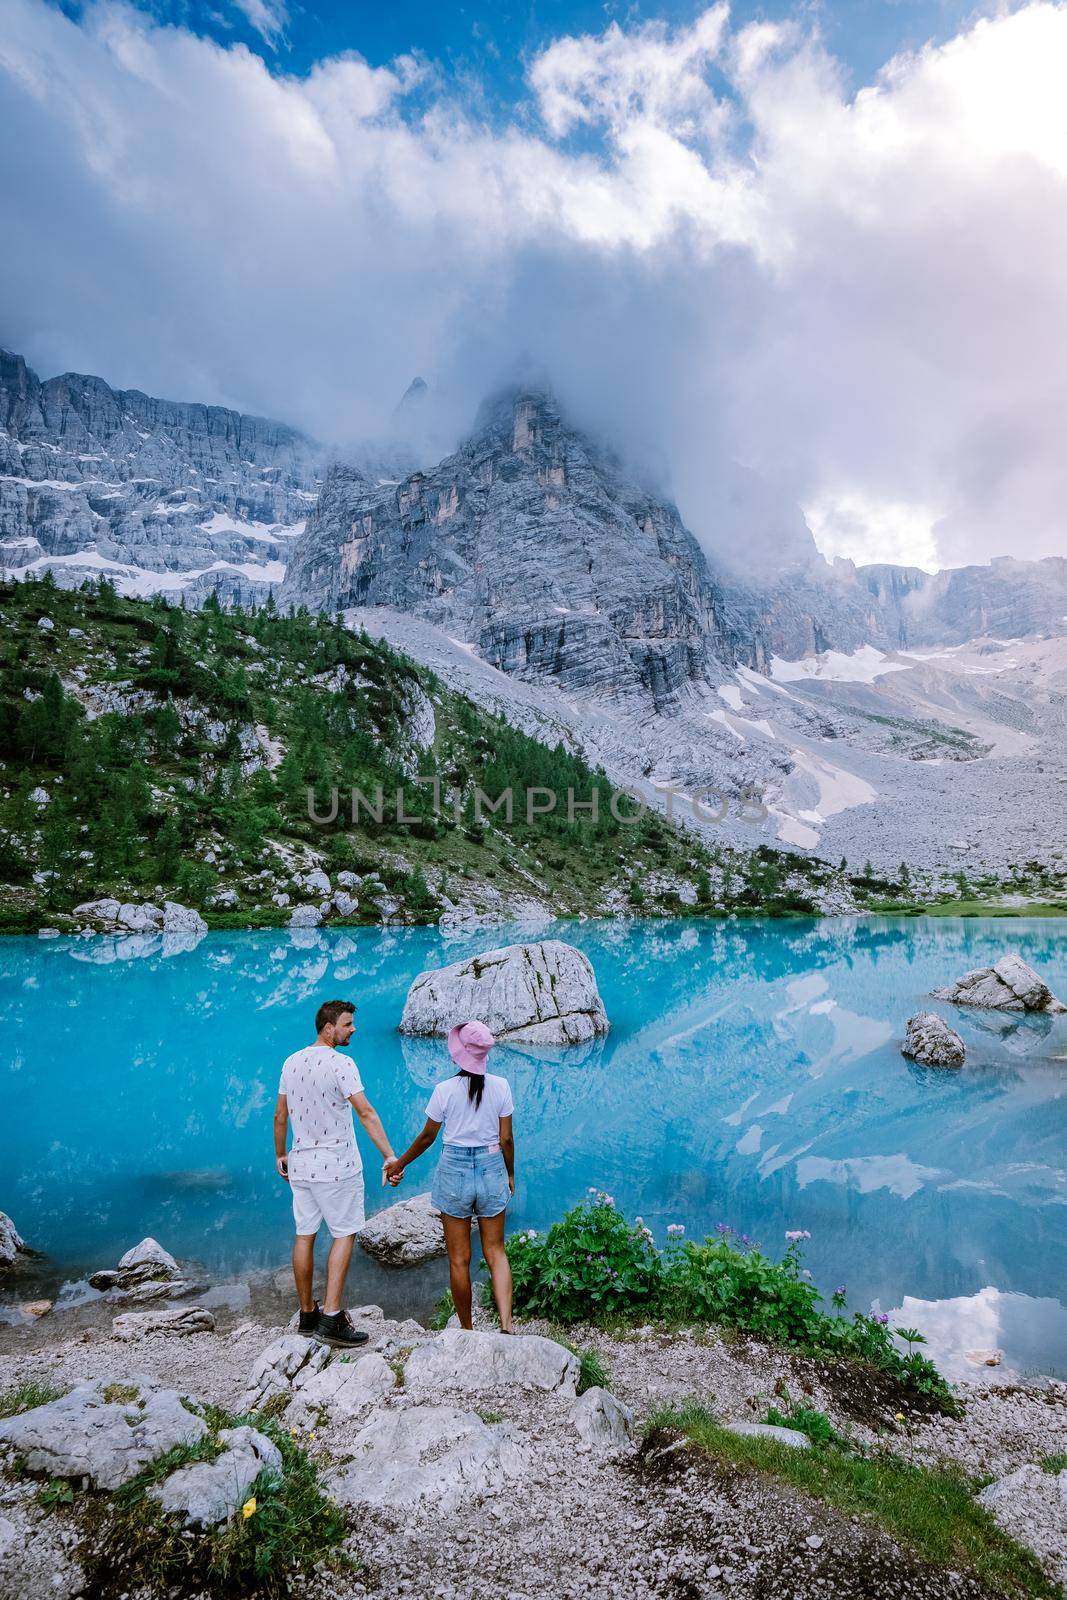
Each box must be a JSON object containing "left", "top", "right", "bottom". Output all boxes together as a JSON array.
[{"left": 382, "top": 1157, "right": 405, "bottom": 1188}]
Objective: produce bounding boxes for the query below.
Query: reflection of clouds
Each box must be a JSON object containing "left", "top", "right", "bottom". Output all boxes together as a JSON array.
[
  {"left": 736, "top": 1123, "right": 763, "bottom": 1155},
  {"left": 397, "top": 1032, "right": 608, "bottom": 1126},
  {"left": 222, "top": 1075, "right": 268, "bottom": 1129},
  {"left": 881, "top": 1284, "right": 1067, "bottom": 1383},
  {"left": 797, "top": 1153, "right": 943, "bottom": 1199}
]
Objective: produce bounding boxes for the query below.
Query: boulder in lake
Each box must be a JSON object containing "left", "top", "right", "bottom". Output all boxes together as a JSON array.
[
  {"left": 902, "top": 1012, "right": 966, "bottom": 1068},
  {"left": 328, "top": 1404, "right": 529, "bottom": 1513},
  {"left": 151, "top": 1425, "right": 280, "bottom": 1528},
  {"left": 0, "top": 1212, "right": 31, "bottom": 1272},
  {"left": 356, "top": 1193, "right": 445, "bottom": 1266},
  {"left": 400, "top": 939, "right": 609, "bottom": 1045},
  {"left": 404, "top": 1329, "right": 580, "bottom": 1396},
  {"left": 934, "top": 954, "right": 1066, "bottom": 1014},
  {"left": 0, "top": 1378, "right": 207, "bottom": 1489}
]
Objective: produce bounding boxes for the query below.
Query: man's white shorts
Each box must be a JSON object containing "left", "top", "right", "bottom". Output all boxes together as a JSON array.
[{"left": 291, "top": 1174, "right": 365, "bottom": 1239}]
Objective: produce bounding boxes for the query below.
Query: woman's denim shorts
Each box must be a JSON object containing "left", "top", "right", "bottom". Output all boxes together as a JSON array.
[{"left": 431, "top": 1143, "right": 511, "bottom": 1220}]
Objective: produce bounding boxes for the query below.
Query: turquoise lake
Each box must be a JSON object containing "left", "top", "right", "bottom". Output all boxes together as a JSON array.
[{"left": 3, "top": 917, "right": 1066, "bottom": 1377}]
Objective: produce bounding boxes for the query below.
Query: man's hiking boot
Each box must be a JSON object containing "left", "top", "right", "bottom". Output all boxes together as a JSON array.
[
  {"left": 314, "top": 1309, "right": 370, "bottom": 1349},
  {"left": 298, "top": 1303, "right": 320, "bottom": 1335}
]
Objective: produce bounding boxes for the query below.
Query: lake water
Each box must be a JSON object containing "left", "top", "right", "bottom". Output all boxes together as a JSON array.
[{"left": 3, "top": 916, "right": 1066, "bottom": 1378}]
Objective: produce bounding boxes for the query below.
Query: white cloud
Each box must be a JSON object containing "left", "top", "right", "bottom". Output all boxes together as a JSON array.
[
  {"left": 0, "top": 0, "right": 1065, "bottom": 570},
  {"left": 231, "top": 0, "right": 288, "bottom": 51}
]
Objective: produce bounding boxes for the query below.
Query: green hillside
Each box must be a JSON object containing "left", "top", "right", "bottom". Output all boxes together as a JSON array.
[{"left": 0, "top": 574, "right": 839, "bottom": 932}]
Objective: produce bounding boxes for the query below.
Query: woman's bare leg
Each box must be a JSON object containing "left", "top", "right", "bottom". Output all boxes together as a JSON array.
[
  {"left": 478, "top": 1211, "right": 513, "bottom": 1333},
  {"left": 442, "top": 1214, "right": 473, "bottom": 1329}
]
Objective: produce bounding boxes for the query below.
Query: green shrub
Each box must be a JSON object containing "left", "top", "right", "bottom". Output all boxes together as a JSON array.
[
  {"left": 0, "top": 1381, "right": 65, "bottom": 1419},
  {"left": 504, "top": 1195, "right": 660, "bottom": 1323},
  {"left": 501, "top": 1200, "right": 954, "bottom": 1410}
]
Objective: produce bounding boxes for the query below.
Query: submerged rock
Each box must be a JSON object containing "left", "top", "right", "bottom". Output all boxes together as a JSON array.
[
  {"left": 934, "top": 954, "right": 1066, "bottom": 1014},
  {"left": 328, "top": 1404, "right": 529, "bottom": 1513},
  {"left": 356, "top": 1193, "right": 445, "bottom": 1266},
  {"left": 400, "top": 939, "right": 609, "bottom": 1045},
  {"left": 404, "top": 1329, "right": 580, "bottom": 1396},
  {"left": 902, "top": 1012, "right": 966, "bottom": 1068}
]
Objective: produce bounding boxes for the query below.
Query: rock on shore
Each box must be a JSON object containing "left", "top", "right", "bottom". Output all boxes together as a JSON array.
[
  {"left": 902, "top": 1012, "right": 966, "bottom": 1068},
  {"left": 400, "top": 939, "right": 610, "bottom": 1045},
  {"left": 356, "top": 1193, "right": 446, "bottom": 1266},
  {"left": 934, "top": 954, "right": 1066, "bottom": 1014}
]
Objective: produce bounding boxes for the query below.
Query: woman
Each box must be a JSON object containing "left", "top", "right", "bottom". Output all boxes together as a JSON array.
[{"left": 385, "top": 1020, "right": 515, "bottom": 1333}]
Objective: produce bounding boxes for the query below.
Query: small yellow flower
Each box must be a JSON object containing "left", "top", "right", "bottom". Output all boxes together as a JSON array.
[
  {"left": 242, "top": 1497, "right": 257, "bottom": 1520},
  {"left": 895, "top": 1412, "right": 906, "bottom": 1422},
  {"left": 309, "top": 1430, "right": 316, "bottom": 1440},
  {"left": 290, "top": 1426, "right": 299, "bottom": 1436}
]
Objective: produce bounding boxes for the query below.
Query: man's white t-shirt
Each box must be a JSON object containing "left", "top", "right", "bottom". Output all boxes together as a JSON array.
[
  {"left": 279, "top": 1045, "right": 364, "bottom": 1184},
  {"left": 425, "top": 1072, "right": 514, "bottom": 1146}
]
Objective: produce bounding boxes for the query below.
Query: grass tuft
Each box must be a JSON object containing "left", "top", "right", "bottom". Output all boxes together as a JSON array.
[
  {"left": 647, "top": 1403, "right": 1058, "bottom": 1600},
  {"left": 0, "top": 1381, "right": 65, "bottom": 1419}
]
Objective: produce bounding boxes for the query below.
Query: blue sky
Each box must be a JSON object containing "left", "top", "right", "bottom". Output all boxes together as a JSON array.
[
  {"left": 9, "top": 0, "right": 1067, "bottom": 569},
  {"left": 60, "top": 0, "right": 979, "bottom": 102}
]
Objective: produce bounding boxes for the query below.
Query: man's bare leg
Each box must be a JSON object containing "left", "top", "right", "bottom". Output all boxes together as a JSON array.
[
  {"left": 323, "top": 1233, "right": 355, "bottom": 1315},
  {"left": 292, "top": 1234, "right": 316, "bottom": 1314}
]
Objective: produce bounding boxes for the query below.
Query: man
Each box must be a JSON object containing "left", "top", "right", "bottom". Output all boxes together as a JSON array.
[{"left": 275, "top": 998, "right": 400, "bottom": 1348}]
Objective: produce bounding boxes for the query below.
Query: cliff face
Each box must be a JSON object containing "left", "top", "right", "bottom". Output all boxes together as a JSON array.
[
  {"left": 0, "top": 350, "right": 326, "bottom": 602},
  {"left": 283, "top": 389, "right": 766, "bottom": 709}
]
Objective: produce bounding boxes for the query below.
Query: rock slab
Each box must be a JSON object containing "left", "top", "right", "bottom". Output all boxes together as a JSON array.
[
  {"left": 901, "top": 1011, "right": 966, "bottom": 1067},
  {"left": 151, "top": 1425, "right": 281, "bottom": 1528},
  {"left": 404, "top": 1329, "right": 580, "bottom": 1395},
  {"left": 356, "top": 1193, "right": 445, "bottom": 1266},
  {"left": 725, "top": 1421, "right": 812, "bottom": 1450},
  {"left": 242, "top": 1333, "right": 329, "bottom": 1410},
  {"left": 0, "top": 1379, "right": 207, "bottom": 1489},
  {"left": 287, "top": 1353, "right": 396, "bottom": 1427},
  {"left": 113, "top": 1306, "right": 216, "bottom": 1339},
  {"left": 400, "top": 939, "right": 609, "bottom": 1045},
  {"left": 329, "top": 1404, "right": 529, "bottom": 1513},
  {"left": 934, "top": 955, "right": 1066, "bottom": 1014},
  {"left": 569, "top": 1386, "right": 634, "bottom": 1448}
]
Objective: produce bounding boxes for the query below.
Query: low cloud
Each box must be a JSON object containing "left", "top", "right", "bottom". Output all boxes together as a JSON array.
[{"left": 1, "top": 0, "right": 1065, "bottom": 570}]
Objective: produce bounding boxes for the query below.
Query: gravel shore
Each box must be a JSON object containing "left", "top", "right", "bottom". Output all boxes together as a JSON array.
[{"left": 1, "top": 1296, "right": 1064, "bottom": 1600}]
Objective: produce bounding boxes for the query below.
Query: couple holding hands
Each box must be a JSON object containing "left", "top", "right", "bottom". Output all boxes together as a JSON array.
[{"left": 275, "top": 1002, "right": 515, "bottom": 1349}]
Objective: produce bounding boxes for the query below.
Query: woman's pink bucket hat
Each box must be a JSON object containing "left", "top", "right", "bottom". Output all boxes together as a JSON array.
[{"left": 447, "top": 1019, "right": 495, "bottom": 1075}]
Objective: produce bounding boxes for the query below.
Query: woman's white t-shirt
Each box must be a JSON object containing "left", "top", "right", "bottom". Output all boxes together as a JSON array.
[{"left": 425, "top": 1073, "right": 514, "bottom": 1146}]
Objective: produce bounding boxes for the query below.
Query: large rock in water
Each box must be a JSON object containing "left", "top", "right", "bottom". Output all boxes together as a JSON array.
[
  {"left": 934, "top": 954, "right": 1066, "bottom": 1014},
  {"left": 902, "top": 1012, "right": 966, "bottom": 1068},
  {"left": 0, "top": 1212, "right": 30, "bottom": 1272},
  {"left": 400, "top": 940, "right": 609, "bottom": 1045},
  {"left": 356, "top": 1193, "right": 445, "bottom": 1266}
]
